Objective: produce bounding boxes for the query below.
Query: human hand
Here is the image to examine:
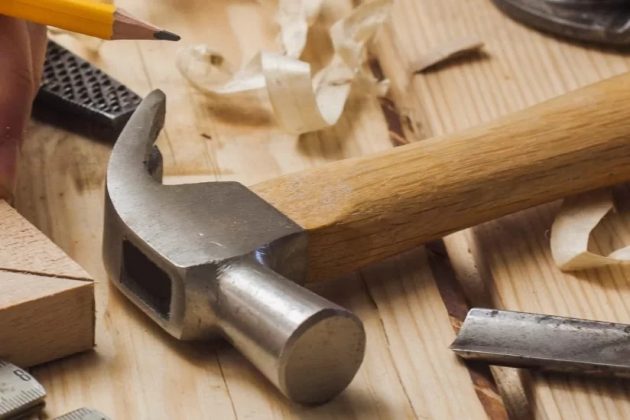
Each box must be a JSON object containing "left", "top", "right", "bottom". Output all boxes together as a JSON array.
[{"left": 0, "top": 17, "right": 46, "bottom": 199}]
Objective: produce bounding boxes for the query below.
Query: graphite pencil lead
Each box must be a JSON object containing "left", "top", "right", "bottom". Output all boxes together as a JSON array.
[
  {"left": 154, "top": 30, "right": 181, "bottom": 42},
  {"left": 113, "top": 8, "right": 180, "bottom": 41}
]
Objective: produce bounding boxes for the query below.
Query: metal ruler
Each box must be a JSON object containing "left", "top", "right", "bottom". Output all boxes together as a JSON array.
[
  {"left": 54, "top": 408, "right": 110, "bottom": 420},
  {"left": 0, "top": 360, "right": 46, "bottom": 420},
  {"left": 0, "top": 360, "right": 108, "bottom": 420}
]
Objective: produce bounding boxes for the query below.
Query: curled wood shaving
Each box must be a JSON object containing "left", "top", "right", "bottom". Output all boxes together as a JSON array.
[
  {"left": 177, "top": 0, "right": 393, "bottom": 135},
  {"left": 551, "top": 189, "right": 630, "bottom": 271},
  {"left": 276, "top": 0, "right": 323, "bottom": 58},
  {"left": 411, "top": 36, "right": 484, "bottom": 73}
]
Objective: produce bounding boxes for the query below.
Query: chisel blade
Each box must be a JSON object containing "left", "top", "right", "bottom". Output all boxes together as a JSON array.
[{"left": 451, "top": 308, "right": 630, "bottom": 377}]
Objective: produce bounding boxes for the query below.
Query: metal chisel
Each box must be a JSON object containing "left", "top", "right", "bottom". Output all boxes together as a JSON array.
[{"left": 452, "top": 308, "right": 630, "bottom": 377}]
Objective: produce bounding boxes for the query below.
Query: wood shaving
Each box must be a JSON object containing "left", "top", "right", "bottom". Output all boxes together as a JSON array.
[
  {"left": 177, "top": 0, "right": 393, "bottom": 135},
  {"left": 276, "top": 0, "right": 323, "bottom": 58},
  {"left": 551, "top": 189, "right": 630, "bottom": 271},
  {"left": 411, "top": 36, "right": 484, "bottom": 73}
]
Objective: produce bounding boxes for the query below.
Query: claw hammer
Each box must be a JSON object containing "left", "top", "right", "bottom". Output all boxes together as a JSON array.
[{"left": 104, "top": 72, "right": 630, "bottom": 404}]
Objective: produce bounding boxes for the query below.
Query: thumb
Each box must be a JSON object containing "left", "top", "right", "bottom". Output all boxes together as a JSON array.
[
  {"left": 0, "top": 79, "right": 32, "bottom": 199},
  {"left": 0, "top": 17, "right": 39, "bottom": 199}
]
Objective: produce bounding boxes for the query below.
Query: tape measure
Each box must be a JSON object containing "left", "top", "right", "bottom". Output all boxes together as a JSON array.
[
  {"left": 0, "top": 360, "right": 46, "bottom": 420},
  {"left": 54, "top": 408, "right": 110, "bottom": 420},
  {"left": 0, "top": 360, "right": 109, "bottom": 420}
]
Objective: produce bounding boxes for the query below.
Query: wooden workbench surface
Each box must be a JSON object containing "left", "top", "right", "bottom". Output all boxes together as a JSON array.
[{"left": 16, "top": 0, "right": 630, "bottom": 418}]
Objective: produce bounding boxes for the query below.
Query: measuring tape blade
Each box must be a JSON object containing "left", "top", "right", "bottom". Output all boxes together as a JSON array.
[
  {"left": 54, "top": 408, "right": 110, "bottom": 420},
  {"left": 0, "top": 360, "right": 46, "bottom": 420}
]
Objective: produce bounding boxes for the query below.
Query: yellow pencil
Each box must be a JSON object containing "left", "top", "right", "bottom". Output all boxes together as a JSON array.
[{"left": 0, "top": 0, "right": 180, "bottom": 41}]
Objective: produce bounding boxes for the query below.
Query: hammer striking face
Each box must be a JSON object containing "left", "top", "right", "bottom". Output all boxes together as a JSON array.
[{"left": 103, "top": 91, "right": 365, "bottom": 404}]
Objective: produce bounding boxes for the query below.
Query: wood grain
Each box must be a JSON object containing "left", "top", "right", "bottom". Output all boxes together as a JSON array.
[
  {"left": 371, "top": 0, "right": 630, "bottom": 418},
  {"left": 254, "top": 72, "right": 630, "bottom": 281},
  {"left": 20, "top": 0, "right": 630, "bottom": 418},
  {"left": 0, "top": 200, "right": 94, "bottom": 368},
  {"left": 0, "top": 201, "right": 90, "bottom": 280},
  {"left": 20, "top": 1, "right": 492, "bottom": 418}
]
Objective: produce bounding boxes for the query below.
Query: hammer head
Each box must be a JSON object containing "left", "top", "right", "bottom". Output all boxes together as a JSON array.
[{"left": 103, "top": 90, "right": 365, "bottom": 404}]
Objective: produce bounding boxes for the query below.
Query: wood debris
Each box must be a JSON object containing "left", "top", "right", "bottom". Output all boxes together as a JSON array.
[
  {"left": 411, "top": 36, "right": 484, "bottom": 73},
  {"left": 177, "top": 0, "right": 393, "bottom": 135},
  {"left": 551, "top": 189, "right": 630, "bottom": 271}
]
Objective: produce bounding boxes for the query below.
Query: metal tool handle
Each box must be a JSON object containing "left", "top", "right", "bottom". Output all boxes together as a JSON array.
[{"left": 214, "top": 258, "right": 365, "bottom": 404}]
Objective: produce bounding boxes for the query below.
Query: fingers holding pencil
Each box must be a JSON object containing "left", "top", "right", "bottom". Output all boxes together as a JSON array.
[
  {"left": 0, "top": 16, "right": 46, "bottom": 199},
  {"left": 26, "top": 22, "right": 47, "bottom": 86},
  {"left": 0, "top": 0, "right": 181, "bottom": 199}
]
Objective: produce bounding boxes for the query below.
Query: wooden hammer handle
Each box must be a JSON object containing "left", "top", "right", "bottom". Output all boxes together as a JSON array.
[{"left": 252, "top": 72, "right": 630, "bottom": 282}]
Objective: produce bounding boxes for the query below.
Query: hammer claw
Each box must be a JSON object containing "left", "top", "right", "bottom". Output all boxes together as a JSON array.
[{"left": 108, "top": 89, "right": 166, "bottom": 187}]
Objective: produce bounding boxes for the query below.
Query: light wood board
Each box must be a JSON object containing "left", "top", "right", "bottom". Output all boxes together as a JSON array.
[
  {"left": 373, "top": 0, "right": 630, "bottom": 418},
  {"left": 14, "top": 0, "right": 630, "bottom": 418}
]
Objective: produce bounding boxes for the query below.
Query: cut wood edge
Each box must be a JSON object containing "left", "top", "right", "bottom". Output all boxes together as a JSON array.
[
  {"left": 0, "top": 201, "right": 91, "bottom": 280},
  {"left": 0, "top": 201, "right": 95, "bottom": 368},
  {"left": 0, "top": 270, "right": 91, "bottom": 308},
  {"left": 0, "top": 272, "right": 95, "bottom": 368}
]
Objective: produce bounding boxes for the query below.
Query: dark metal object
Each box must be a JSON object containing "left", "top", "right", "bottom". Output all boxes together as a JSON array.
[
  {"left": 33, "top": 40, "right": 142, "bottom": 141},
  {"left": 154, "top": 30, "right": 181, "bottom": 41},
  {"left": 102, "top": 90, "right": 365, "bottom": 404},
  {"left": 451, "top": 308, "right": 630, "bottom": 377},
  {"left": 54, "top": 408, "right": 110, "bottom": 420},
  {"left": 492, "top": 0, "right": 630, "bottom": 46},
  {"left": 0, "top": 360, "right": 46, "bottom": 420}
]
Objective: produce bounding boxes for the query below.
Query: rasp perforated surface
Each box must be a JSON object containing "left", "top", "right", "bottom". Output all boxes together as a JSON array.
[
  {"left": 0, "top": 360, "right": 46, "bottom": 420},
  {"left": 33, "top": 40, "right": 142, "bottom": 141}
]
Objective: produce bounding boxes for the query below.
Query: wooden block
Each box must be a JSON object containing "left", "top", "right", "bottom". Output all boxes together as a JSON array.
[{"left": 0, "top": 200, "right": 94, "bottom": 367}]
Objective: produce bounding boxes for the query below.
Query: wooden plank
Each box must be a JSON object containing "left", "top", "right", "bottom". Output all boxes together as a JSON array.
[
  {"left": 20, "top": 1, "right": 494, "bottom": 418},
  {"left": 473, "top": 201, "right": 630, "bottom": 419},
  {"left": 0, "top": 200, "right": 94, "bottom": 368},
  {"left": 361, "top": 249, "right": 501, "bottom": 419},
  {"left": 371, "top": 0, "right": 630, "bottom": 418}
]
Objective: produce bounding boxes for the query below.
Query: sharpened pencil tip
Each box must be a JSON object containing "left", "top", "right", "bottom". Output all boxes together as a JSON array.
[{"left": 154, "top": 30, "right": 181, "bottom": 41}]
